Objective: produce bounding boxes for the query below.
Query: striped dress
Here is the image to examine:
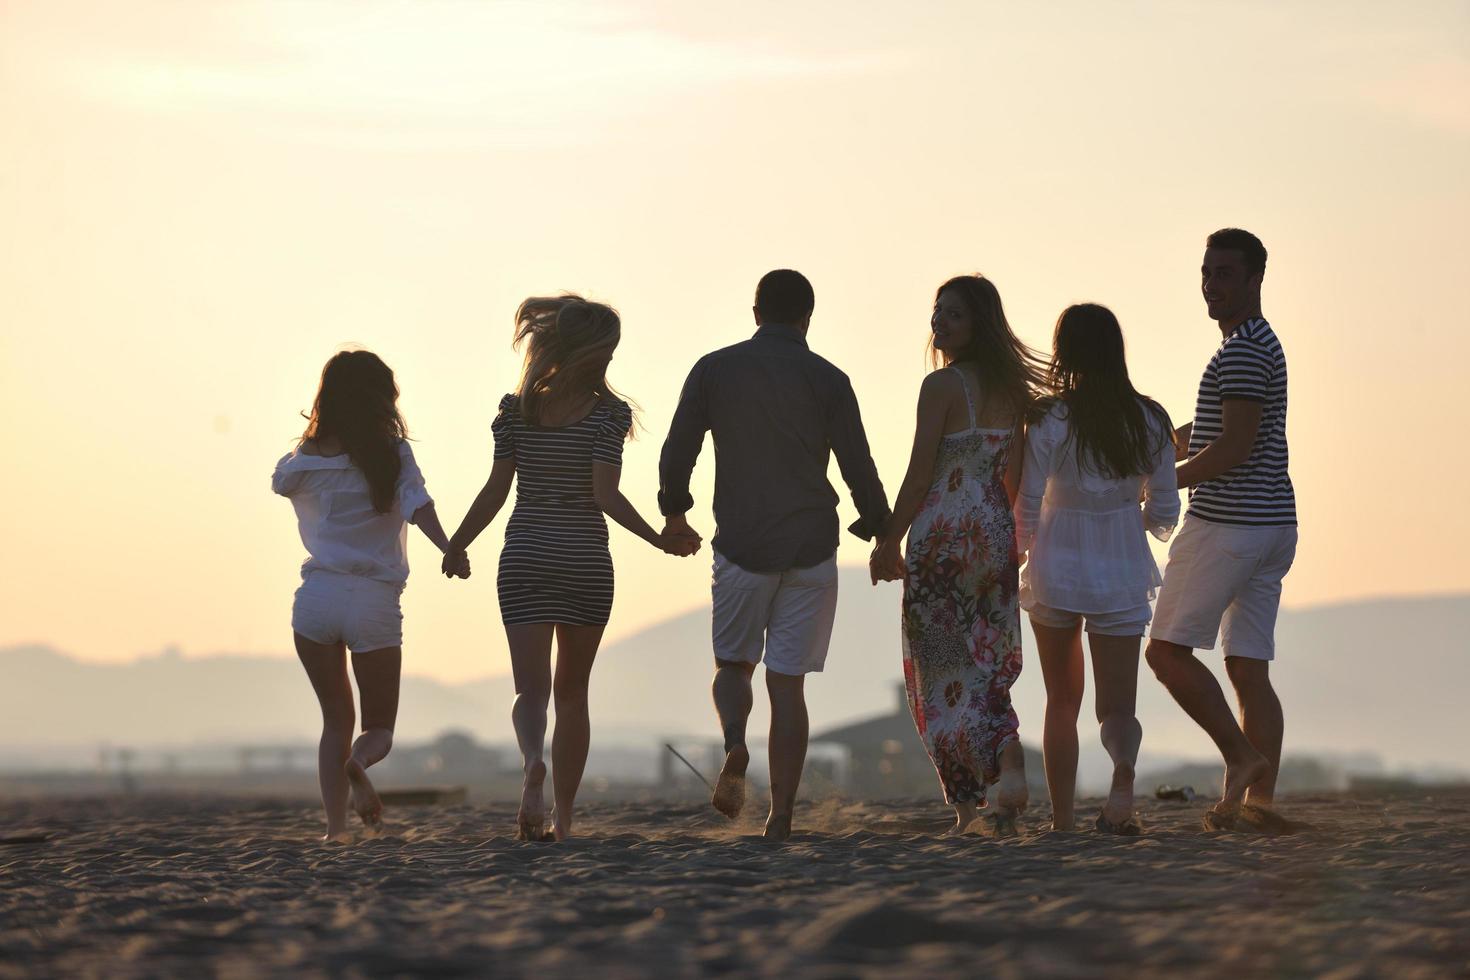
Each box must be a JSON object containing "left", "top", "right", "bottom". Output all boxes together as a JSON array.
[{"left": 492, "top": 393, "right": 633, "bottom": 626}]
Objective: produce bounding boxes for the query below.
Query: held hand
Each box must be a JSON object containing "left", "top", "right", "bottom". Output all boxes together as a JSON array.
[
  {"left": 869, "top": 538, "right": 905, "bottom": 584},
  {"left": 657, "top": 530, "right": 702, "bottom": 557},
  {"left": 1174, "top": 421, "right": 1193, "bottom": 462},
  {"left": 442, "top": 549, "right": 471, "bottom": 579}
]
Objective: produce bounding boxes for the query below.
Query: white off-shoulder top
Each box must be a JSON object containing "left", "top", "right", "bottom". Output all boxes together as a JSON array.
[
  {"left": 272, "top": 440, "right": 433, "bottom": 586},
  {"left": 1015, "top": 401, "right": 1179, "bottom": 613}
]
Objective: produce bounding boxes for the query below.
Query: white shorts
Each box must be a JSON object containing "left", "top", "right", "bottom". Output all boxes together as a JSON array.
[
  {"left": 1027, "top": 601, "right": 1152, "bottom": 637},
  {"left": 711, "top": 552, "right": 838, "bottom": 676},
  {"left": 1150, "top": 517, "right": 1297, "bottom": 661},
  {"left": 292, "top": 570, "right": 404, "bottom": 654}
]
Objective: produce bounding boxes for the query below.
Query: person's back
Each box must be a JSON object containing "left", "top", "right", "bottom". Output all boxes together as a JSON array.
[
  {"left": 658, "top": 269, "right": 890, "bottom": 840},
  {"left": 672, "top": 328, "right": 884, "bottom": 571}
]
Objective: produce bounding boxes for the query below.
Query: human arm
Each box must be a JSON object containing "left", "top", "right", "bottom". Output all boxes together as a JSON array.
[
  {"left": 1173, "top": 421, "right": 1193, "bottom": 462},
  {"left": 445, "top": 456, "right": 515, "bottom": 556},
  {"left": 1143, "top": 416, "right": 1181, "bottom": 540},
  {"left": 1014, "top": 409, "right": 1057, "bottom": 558},
  {"left": 657, "top": 361, "right": 710, "bottom": 541},
  {"left": 828, "top": 373, "right": 892, "bottom": 547},
  {"left": 594, "top": 462, "right": 699, "bottom": 556},
  {"left": 1175, "top": 399, "right": 1262, "bottom": 488},
  {"left": 870, "top": 372, "right": 951, "bottom": 583}
]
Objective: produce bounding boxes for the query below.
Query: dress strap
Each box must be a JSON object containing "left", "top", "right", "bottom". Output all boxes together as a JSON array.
[{"left": 950, "top": 366, "right": 977, "bottom": 429}]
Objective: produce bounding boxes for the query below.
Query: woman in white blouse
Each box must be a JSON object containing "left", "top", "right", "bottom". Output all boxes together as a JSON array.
[
  {"left": 1016, "top": 305, "right": 1180, "bottom": 834},
  {"left": 273, "top": 350, "right": 461, "bottom": 841}
]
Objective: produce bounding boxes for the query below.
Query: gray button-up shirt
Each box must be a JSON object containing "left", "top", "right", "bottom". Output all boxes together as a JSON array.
[{"left": 658, "top": 324, "right": 891, "bottom": 572}]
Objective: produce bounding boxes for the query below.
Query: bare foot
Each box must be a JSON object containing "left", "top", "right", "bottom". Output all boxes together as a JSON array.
[
  {"left": 322, "top": 828, "right": 352, "bottom": 844},
  {"left": 763, "top": 812, "right": 792, "bottom": 842},
  {"left": 942, "top": 802, "right": 980, "bottom": 837},
  {"left": 1101, "top": 760, "right": 1136, "bottom": 826},
  {"left": 552, "top": 807, "right": 571, "bottom": 842},
  {"left": 1218, "top": 752, "right": 1270, "bottom": 813},
  {"left": 711, "top": 744, "right": 749, "bottom": 820},
  {"left": 517, "top": 760, "right": 547, "bottom": 841},
  {"left": 996, "top": 767, "right": 1029, "bottom": 814},
  {"left": 344, "top": 757, "right": 382, "bottom": 833}
]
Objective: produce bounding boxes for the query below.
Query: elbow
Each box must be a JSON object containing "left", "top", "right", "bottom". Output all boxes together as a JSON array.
[{"left": 592, "top": 489, "right": 616, "bottom": 512}]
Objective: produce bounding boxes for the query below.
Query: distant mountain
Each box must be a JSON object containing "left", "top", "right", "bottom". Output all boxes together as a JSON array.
[{"left": 3, "top": 579, "right": 1466, "bottom": 780}]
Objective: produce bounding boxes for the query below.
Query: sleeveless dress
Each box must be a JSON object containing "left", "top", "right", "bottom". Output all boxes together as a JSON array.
[
  {"left": 901, "top": 369, "right": 1023, "bottom": 806},
  {"left": 491, "top": 394, "right": 633, "bottom": 626}
]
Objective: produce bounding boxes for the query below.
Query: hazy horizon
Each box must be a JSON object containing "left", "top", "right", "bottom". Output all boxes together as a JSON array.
[{"left": 4, "top": 0, "right": 1468, "bottom": 683}]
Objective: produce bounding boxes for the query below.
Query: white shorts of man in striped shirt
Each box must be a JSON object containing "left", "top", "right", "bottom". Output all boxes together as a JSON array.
[{"left": 1150, "top": 517, "right": 1297, "bottom": 662}]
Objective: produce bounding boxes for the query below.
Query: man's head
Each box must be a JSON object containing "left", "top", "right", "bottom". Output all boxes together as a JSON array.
[
  {"left": 1202, "top": 228, "right": 1266, "bottom": 327},
  {"left": 753, "top": 269, "right": 815, "bottom": 332}
]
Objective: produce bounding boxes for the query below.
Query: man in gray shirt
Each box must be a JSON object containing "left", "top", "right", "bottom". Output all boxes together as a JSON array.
[{"left": 659, "top": 269, "right": 890, "bottom": 840}]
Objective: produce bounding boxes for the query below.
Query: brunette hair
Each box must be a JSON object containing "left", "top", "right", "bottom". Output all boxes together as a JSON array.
[
  {"left": 1044, "top": 303, "right": 1173, "bottom": 478},
  {"left": 1206, "top": 227, "right": 1267, "bottom": 278},
  {"left": 930, "top": 274, "right": 1047, "bottom": 419},
  {"left": 299, "top": 350, "right": 406, "bottom": 514},
  {"left": 512, "top": 294, "right": 634, "bottom": 431}
]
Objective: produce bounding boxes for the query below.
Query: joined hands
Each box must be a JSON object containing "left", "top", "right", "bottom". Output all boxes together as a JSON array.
[
  {"left": 868, "top": 537, "right": 905, "bottom": 584},
  {"left": 441, "top": 549, "right": 472, "bottom": 579},
  {"left": 660, "top": 515, "right": 704, "bottom": 558}
]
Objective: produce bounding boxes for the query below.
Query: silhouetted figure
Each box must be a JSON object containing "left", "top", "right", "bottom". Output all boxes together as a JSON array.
[
  {"left": 871, "top": 275, "right": 1042, "bottom": 836},
  {"left": 1016, "top": 304, "right": 1180, "bottom": 834},
  {"left": 273, "top": 350, "right": 460, "bottom": 842},
  {"left": 1145, "top": 228, "right": 1297, "bottom": 825},
  {"left": 659, "top": 269, "right": 890, "bottom": 841},
  {"left": 446, "top": 296, "right": 698, "bottom": 841}
]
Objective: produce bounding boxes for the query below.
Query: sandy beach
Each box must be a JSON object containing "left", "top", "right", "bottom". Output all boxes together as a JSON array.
[{"left": 2, "top": 791, "right": 1466, "bottom": 978}]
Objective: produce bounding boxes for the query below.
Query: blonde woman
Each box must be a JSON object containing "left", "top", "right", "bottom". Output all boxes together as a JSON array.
[{"left": 446, "top": 295, "right": 700, "bottom": 841}]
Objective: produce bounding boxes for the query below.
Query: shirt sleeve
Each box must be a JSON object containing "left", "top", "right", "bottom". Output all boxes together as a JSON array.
[
  {"left": 271, "top": 452, "right": 301, "bottom": 497},
  {"left": 593, "top": 400, "right": 633, "bottom": 467},
  {"left": 395, "top": 442, "right": 434, "bottom": 522},
  {"left": 1216, "top": 337, "right": 1272, "bottom": 401},
  {"left": 658, "top": 360, "right": 710, "bottom": 516},
  {"left": 491, "top": 394, "right": 517, "bottom": 460},
  {"left": 828, "top": 372, "right": 891, "bottom": 542},
  {"left": 1014, "top": 409, "right": 1060, "bottom": 553},
  {"left": 1142, "top": 416, "right": 1181, "bottom": 541}
]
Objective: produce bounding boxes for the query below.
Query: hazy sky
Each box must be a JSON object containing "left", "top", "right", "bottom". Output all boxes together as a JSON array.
[{"left": 3, "top": 0, "right": 1466, "bottom": 682}]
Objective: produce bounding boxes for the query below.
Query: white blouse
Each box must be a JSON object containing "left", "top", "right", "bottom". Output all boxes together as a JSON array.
[
  {"left": 272, "top": 441, "right": 433, "bottom": 587},
  {"left": 1015, "top": 401, "right": 1180, "bottom": 613}
]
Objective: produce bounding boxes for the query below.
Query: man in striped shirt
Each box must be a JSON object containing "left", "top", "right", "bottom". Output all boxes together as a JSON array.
[{"left": 1146, "top": 228, "right": 1298, "bottom": 825}]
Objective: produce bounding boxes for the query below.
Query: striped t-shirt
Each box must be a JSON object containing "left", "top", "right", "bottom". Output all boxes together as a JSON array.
[{"left": 1186, "top": 317, "right": 1296, "bottom": 526}]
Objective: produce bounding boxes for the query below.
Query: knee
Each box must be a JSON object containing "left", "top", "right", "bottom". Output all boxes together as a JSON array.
[
  {"left": 553, "top": 677, "right": 589, "bottom": 708},
  {"left": 1144, "top": 642, "right": 1177, "bottom": 682},
  {"left": 322, "top": 705, "right": 356, "bottom": 738},
  {"left": 1046, "top": 694, "right": 1084, "bottom": 719}
]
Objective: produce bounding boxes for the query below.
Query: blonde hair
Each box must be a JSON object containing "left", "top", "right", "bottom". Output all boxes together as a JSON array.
[{"left": 512, "top": 294, "right": 635, "bottom": 431}]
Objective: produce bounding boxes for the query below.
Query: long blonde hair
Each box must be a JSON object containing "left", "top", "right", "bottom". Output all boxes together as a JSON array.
[{"left": 512, "top": 294, "right": 635, "bottom": 430}]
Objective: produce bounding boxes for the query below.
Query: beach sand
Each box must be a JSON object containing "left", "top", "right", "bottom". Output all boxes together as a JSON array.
[{"left": 2, "top": 791, "right": 1466, "bottom": 978}]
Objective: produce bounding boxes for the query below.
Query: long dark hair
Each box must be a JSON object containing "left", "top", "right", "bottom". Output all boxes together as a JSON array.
[
  {"left": 1044, "top": 304, "right": 1173, "bottom": 478},
  {"left": 299, "top": 350, "right": 407, "bottom": 514},
  {"left": 930, "top": 275, "right": 1047, "bottom": 420},
  {"left": 513, "top": 294, "right": 636, "bottom": 432}
]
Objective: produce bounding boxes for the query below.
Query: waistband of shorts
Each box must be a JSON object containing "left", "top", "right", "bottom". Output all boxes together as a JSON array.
[{"left": 300, "top": 569, "right": 405, "bottom": 594}]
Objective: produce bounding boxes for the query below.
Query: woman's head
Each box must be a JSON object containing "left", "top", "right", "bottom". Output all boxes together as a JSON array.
[
  {"left": 300, "top": 349, "right": 407, "bottom": 514},
  {"left": 1049, "top": 303, "right": 1129, "bottom": 391},
  {"left": 930, "top": 274, "right": 1045, "bottom": 418},
  {"left": 513, "top": 294, "right": 625, "bottom": 425},
  {"left": 1045, "top": 303, "right": 1172, "bottom": 478}
]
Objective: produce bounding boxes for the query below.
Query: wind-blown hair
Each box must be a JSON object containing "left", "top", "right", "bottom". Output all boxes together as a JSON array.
[
  {"left": 299, "top": 349, "right": 406, "bottom": 514},
  {"left": 1043, "top": 303, "right": 1173, "bottom": 479},
  {"left": 513, "top": 294, "right": 634, "bottom": 432},
  {"left": 929, "top": 274, "right": 1047, "bottom": 420}
]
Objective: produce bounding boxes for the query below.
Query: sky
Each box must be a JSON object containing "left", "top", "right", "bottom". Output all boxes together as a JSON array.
[{"left": 2, "top": 0, "right": 1467, "bottom": 683}]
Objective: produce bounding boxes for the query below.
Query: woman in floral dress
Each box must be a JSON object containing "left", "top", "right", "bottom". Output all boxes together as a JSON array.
[{"left": 872, "top": 274, "right": 1046, "bottom": 836}]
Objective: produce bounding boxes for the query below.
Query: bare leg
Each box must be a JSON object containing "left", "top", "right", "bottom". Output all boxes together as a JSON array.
[
  {"left": 1089, "top": 633, "right": 1143, "bottom": 826},
  {"left": 1225, "top": 657, "right": 1283, "bottom": 806},
  {"left": 1032, "top": 618, "right": 1085, "bottom": 831},
  {"left": 1146, "top": 639, "right": 1268, "bottom": 810},
  {"left": 345, "top": 645, "right": 400, "bottom": 831},
  {"left": 294, "top": 634, "right": 355, "bottom": 841},
  {"left": 995, "top": 741, "right": 1030, "bottom": 817},
  {"left": 711, "top": 659, "right": 755, "bottom": 819},
  {"left": 549, "top": 623, "right": 604, "bottom": 840},
  {"left": 763, "top": 668, "right": 808, "bottom": 841},
  {"left": 941, "top": 801, "right": 980, "bottom": 837},
  {"left": 506, "top": 624, "right": 554, "bottom": 840}
]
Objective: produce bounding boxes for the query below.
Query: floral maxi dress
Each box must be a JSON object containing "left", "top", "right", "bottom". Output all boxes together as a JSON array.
[{"left": 901, "top": 370, "right": 1023, "bottom": 806}]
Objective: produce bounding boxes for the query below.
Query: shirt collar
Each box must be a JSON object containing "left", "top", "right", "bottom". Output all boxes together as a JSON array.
[{"left": 754, "top": 323, "right": 809, "bottom": 348}]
